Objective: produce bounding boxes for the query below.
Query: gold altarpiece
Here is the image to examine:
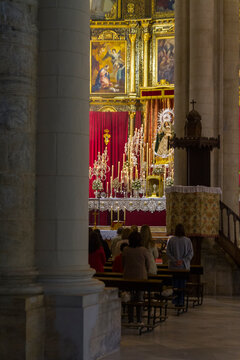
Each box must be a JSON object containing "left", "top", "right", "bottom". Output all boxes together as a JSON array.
[{"left": 90, "top": 0, "right": 175, "bottom": 198}]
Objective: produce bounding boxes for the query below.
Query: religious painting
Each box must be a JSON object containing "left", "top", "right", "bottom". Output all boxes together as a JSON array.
[
  {"left": 156, "top": 37, "right": 175, "bottom": 85},
  {"left": 90, "top": 40, "right": 126, "bottom": 95},
  {"left": 152, "top": 0, "right": 175, "bottom": 17},
  {"left": 90, "top": 0, "right": 120, "bottom": 20}
]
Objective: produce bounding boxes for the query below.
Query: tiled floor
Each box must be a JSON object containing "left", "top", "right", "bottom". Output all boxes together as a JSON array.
[{"left": 103, "top": 296, "right": 240, "bottom": 360}]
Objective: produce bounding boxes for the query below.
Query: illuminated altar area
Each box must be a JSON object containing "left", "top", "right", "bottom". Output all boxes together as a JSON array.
[{"left": 89, "top": 0, "right": 175, "bottom": 226}]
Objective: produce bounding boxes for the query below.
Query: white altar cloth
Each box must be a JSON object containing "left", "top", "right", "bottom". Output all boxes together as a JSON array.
[
  {"left": 88, "top": 197, "right": 166, "bottom": 213},
  {"left": 100, "top": 230, "right": 117, "bottom": 240}
]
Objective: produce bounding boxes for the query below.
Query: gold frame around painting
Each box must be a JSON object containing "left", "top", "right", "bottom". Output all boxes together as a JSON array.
[
  {"left": 155, "top": 35, "right": 175, "bottom": 86},
  {"left": 90, "top": 0, "right": 122, "bottom": 20},
  {"left": 90, "top": 40, "right": 127, "bottom": 96},
  {"left": 151, "top": 0, "right": 175, "bottom": 18}
]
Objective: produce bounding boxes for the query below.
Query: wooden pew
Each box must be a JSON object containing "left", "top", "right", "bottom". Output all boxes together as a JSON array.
[
  {"left": 95, "top": 271, "right": 173, "bottom": 285},
  {"left": 95, "top": 276, "right": 166, "bottom": 334}
]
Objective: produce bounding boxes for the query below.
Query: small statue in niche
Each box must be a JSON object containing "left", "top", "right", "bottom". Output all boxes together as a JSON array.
[
  {"left": 154, "top": 109, "right": 174, "bottom": 164},
  {"left": 184, "top": 99, "right": 202, "bottom": 138}
]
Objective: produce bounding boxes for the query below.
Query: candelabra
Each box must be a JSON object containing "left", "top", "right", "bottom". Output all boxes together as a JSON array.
[{"left": 89, "top": 147, "right": 110, "bottom": 181}]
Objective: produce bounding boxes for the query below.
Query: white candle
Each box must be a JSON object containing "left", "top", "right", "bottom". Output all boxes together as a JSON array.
[{"left": 118, "top": 161, "right": 120, "bottom": 180}]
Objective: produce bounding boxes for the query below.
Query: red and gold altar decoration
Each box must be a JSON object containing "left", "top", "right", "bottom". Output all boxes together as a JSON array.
[{"left": 89, "top": 6, "right": 176, "bottom": 199}]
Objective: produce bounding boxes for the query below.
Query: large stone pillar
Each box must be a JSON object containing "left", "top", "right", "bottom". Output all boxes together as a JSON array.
[
  {"left": 0, "top": 1, "right": 44, "bottom": 358},
  {"left": 36, "top": 1, "right": 120, "bottom": 359},
  {"left": 174, "top": 0, "right": 189, "bottom": 185},
  {"left": 174, "top": 0, "right": 239, "bottom": 213},
  {"left": 189, "top": 0, "right": 215, "bottom": 136},
  {"left": 36, "top": 0, "right": 101, "bottom": 295},
  {"left": 222, "top": 0, "right": 239, "bottom": 213}
]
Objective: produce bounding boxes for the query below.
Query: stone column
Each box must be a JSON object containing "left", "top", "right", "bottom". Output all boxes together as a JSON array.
[
  {"left": 37, "top": 1, "right": 120, "bottom": 359},
  {"left": 0, "top": 1, "right": 44, "bottom": 358},
  {"left": 174, "top": 0, "right": 189, "bottom": 185},
  {"left": 222, "top": 0, "right": 239, "bottom": 213},
  {"left": 189, "top": 0, "right": 215, "bottom": 136},
  {"left": 0, "top": 0, "right": 41, "bottom": 295},
  {"left": 36, "top": 0, "right": 102, "bottom": 295}
]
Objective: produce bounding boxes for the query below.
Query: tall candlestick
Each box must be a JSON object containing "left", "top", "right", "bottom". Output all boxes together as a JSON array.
[
  {"left": 106, "top": 182, "right": 109, "bottom": 197},
  {"left": 111, "top": 165, "right": 114, "bottom": 178},
  {"left": 118, "top": 161, "right": 120, "bottom": 180},
  {"left": 149, "top": 148, "right": 151, "bottom": 175},
  {"left": 135, "top": 166, "right": 138, "bottom": 179},
  {"left": 146, "top": 143, "right": 149, "bottom": 176},
  {"left": 110, "top": 176, "right": 112, "bottom": 197}
]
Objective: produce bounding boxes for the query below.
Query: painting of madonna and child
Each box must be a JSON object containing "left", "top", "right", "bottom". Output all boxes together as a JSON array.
[
  {"left": 90, "top": 0, "right": 118, "bottom": 20},
  {"left": 91, "top": 41, "right": 126, "bottom": 95}
]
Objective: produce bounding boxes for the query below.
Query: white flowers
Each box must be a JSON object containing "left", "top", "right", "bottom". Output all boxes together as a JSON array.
[
  {"left": 92, "top": 178, "right": 103, "bottom": 191},
  {"left": 165, "top": 177, "right": 174, "bottom": 186},
  {"left": 131, "top": 179, "right": 141, "bottom": 190}
]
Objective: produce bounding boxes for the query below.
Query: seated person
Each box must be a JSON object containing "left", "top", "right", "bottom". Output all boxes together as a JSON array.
[
  {"left": 112, "top": 227, "right": 131, "bottom": 260},
  {"left": 111, "top": 227, "right": 123, "bottom": 256},
  {"left": 89, "top": 231, "right": 106, "bottom": 273},
  {"left": 122, "top": 232, "right": 150, "bottom": 324},
  {"left": 112, "top": 243, "right": 128, "bottom": 273},
  {"left": 94, "top": 228, "right": 111, "bottom": 261}
]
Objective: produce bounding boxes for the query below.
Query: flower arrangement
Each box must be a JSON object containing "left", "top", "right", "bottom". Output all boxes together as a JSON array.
[
  {"left": 165, "top": 177, "right": 174, "bottom": 187},
  {"left": 131, "top": 179, "right": 141, "bottom": 190},
  {"left": 112, "top": 177, "right": 120, "bottom": 190},
  {"left": 92, "top": 178, "right": 103, "bottom": 191},
  {"left": 153, "top": 166, "right": 163, "bottom": 176}
]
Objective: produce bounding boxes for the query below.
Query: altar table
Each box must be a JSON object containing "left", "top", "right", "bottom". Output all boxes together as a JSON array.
[{"left": 89, "top": 197, "right": 166, "bottom": 226}]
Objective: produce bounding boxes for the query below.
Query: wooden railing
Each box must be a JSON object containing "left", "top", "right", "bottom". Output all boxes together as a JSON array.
[{"left": 217, "top": 201, "right": 240, "bottom": 267}]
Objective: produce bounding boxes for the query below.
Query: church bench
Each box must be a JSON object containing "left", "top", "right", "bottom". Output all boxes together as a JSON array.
[
  {"left": 95, "top": 276, "right": 168, "bottom": 334},
  {"left": 104, "top": 261, "right": 203, "bottom": 275},
  {"left": 97, "top": 271, "right": 173, "bottom": 285}
]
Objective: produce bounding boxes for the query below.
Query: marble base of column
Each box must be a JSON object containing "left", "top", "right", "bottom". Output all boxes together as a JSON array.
[
  {"left": 44, "top": 288, "right": 121, "bottom": 360},
  {"left": 39, "top": 267, "right": 104, "bottom": 295},
  {"left": 0, "top": 267, "right": 43, "bottom": 295},
  {"left": 0, "top": 294, "right": 45, "bottom": 360}
]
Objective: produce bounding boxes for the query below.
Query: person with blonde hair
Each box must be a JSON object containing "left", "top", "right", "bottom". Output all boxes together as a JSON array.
[
  {"left": 112, "top": 227, "right": 131, "bottom": 260},
  {"left": 140, "top": 224, "right": 158, "bottom": 274},
  {"left": 130, "top": 224, "right": 138, "bottom": 233}
]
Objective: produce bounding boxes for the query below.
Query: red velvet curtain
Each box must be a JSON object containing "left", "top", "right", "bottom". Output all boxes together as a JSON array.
[
  {"left": 135, "top": 111, "right": 142, "bottom": 130},
  {"left": 89, "top": 111, "right": 129, "bottom": 197}
]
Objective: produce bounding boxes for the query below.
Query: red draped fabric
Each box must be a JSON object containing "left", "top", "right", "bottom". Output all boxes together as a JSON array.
[
  {"left": 89, "top": 111, "right": 129, "bottom": 197},
  {"left": 135, "top": 111, "right": 142, "bottom": 130}
]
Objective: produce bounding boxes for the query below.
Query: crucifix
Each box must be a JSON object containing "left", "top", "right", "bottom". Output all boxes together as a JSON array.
[{"left": 190, "top": 99, "right": 196, "bottom": 110}]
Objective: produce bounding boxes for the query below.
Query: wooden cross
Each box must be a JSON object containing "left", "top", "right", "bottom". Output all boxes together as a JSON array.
[{"left": 190, "top": 99, "right": 196, "bottom": 110}]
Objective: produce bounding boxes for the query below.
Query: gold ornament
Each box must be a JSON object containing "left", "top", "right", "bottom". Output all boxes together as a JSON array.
[{"left": 103, "top": 129, "right": 111, "bottom": 146}]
